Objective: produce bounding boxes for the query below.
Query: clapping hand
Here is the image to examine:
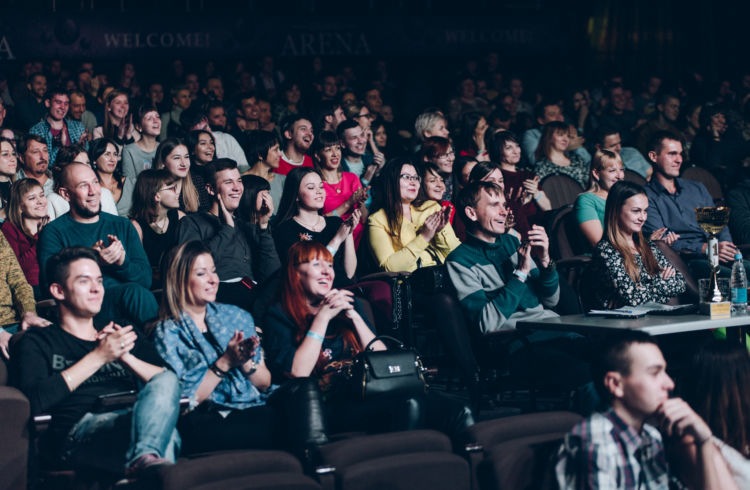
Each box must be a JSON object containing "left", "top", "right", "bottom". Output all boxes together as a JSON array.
[{"left": 93, "top": 235, "right": 126, "bottom": 266}]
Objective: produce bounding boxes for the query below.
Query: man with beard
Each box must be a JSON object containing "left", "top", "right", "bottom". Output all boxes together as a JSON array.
[
  {"left": 30, "top": 88, "right": 87, "bottom": 166},
  {"left": 38, "top": 163, "right": 157, "bottom": 328},
  {"left": 275, "top": 114, "right": 314, "bottom": 176},
  {"left": 17, "top": 134, "right": 54, "bottom": 196}
]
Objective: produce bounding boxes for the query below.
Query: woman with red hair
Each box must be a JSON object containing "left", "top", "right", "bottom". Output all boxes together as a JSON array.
[
  {"left": 264, "top": 241, "right": 474, "bottom": 438},
  {"left": 264, "top": 241, "right": 383, "bottom": 392}
]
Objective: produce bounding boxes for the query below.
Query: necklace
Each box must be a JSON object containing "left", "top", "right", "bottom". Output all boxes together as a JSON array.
[
  {"left": 294, "top": 215, "right": 324, "bottom": 232},
  {"left": 149, "top": 216, "right": 169, "bottom": 234}
]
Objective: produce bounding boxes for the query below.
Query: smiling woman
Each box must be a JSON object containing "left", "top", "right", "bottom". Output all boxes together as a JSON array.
[
  {"left": 587, "top": 180, "right": 686, "bottom": 309},
  {"left": 368, "top": 158, "right": 460, "bottom": 273},
  {"left": 273, "top": 166, "right": 359, "bottom": 287}
]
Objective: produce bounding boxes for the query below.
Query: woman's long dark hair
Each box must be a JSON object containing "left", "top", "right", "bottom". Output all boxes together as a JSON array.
[
  {"left": 273, "top": 166, "right": 323, "bottom": 227},
  {"left": 458, "top": 111, "right": 484, "bottom": 154},
  {"left": 370, "top": 157, "right": 424, "bottom": 246},
  {"left": 90, "top": 138, "right": 124, "bottom": 189},
  {"left": 238, "top": 174, "right": 271, "bottom": 225},
  {"left": 603, "top": 180, "right": 660, "bottom": 283},
  {"left": 185, "top": 129, "right": 216, "bottom": 166},
  {"left": 683, "top": 339, "right": 750, "bottom": 457}
]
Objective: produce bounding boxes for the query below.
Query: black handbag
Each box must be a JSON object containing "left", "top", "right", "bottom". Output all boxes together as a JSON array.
[
  {"left": 346, "top": 335, "right": 427, "bottom": 401},
  {"left": 409, "top": 264, "right": 452, "bottom": 294}
]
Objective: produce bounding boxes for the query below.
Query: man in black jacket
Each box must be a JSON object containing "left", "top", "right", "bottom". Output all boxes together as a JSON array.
[{"left": 177, "top": 158, "right": 280, "bottom": 311}]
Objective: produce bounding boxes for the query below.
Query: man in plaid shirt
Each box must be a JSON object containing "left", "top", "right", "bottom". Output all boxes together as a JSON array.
[{"left": 555, "top": 331, "right": 735, "bottom": 489}]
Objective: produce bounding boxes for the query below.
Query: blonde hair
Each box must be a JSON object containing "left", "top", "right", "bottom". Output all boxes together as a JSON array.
[
  {"left": 159, "top": 241, "right": 212, "bottom": 320},
  {"left": 587, "top": 149, "right": 623, "bottom": 193}
]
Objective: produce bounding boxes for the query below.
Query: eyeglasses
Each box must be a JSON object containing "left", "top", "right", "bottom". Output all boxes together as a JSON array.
[
  {"left": 400, "top": 174, "right": 421, "bottom": 182},
  {"left": 437, "top": 150, "right": 455, "bottom": 159}
]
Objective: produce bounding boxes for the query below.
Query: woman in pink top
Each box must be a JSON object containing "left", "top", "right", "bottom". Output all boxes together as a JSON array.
[{"left": 314, "top": 131, "right": 369, "bottom": 248}]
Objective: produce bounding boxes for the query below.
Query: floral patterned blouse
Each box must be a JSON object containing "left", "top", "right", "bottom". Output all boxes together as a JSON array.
[
  {"left": 535, "top": 152, "right": 590, "bottom": 189},
  {"left": 591, "top": 238, "right": 687, "bottom": 309}
]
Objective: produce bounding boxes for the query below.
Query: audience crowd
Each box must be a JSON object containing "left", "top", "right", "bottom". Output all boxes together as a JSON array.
[{"left": 0, "top": 54, "right": 749, "bottom": 487}]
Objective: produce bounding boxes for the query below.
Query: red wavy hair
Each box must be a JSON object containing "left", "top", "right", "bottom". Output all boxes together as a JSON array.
[{"left": 281, "top": 242, "right": 362, "bottom": 354}]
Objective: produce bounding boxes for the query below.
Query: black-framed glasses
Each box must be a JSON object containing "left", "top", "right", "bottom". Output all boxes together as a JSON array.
[{"left": 400, "top": 174, "right": 421, "bottom": 182}]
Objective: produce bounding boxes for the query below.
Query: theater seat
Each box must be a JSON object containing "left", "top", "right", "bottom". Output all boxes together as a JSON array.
[
  {"left": 540, "top": 175, "right": 584, "bottom": 209},
  {"left": 314, "top": 430, "right": 470, "bottom": 490},
  {"left": 0, "top": 359, "right": 29, "bottom": 490},
  {"left": 158, "top": 450, "right": 320, "bottom": 490},
  {"left": 462, "top": 411, "right": 582, "bottom": 490}
]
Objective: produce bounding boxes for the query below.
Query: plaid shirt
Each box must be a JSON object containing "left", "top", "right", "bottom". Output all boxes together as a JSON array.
[
  {"left": 555, "top": 408, "right": 670, "bottom": 489},
  {"left": 29, "top": 119, "right": 87, "bottom": 168}
]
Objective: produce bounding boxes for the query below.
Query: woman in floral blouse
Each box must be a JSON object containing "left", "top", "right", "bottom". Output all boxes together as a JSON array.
[{"left": 590, "top": 180, "right": 686, "bottom": 309}]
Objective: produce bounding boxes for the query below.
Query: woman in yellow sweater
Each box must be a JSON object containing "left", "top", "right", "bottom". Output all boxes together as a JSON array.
[{"left": 367, "top": 157, "right": 461, "bottom": 272}]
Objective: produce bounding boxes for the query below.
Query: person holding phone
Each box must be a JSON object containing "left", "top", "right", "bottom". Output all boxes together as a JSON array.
[{"left": 177, "top": 158, "right": 280, "bottom": 313}]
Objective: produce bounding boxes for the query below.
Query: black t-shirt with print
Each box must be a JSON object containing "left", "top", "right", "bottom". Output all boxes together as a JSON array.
[{"left": 12, "top": 323, "right": 164, "bottom": 446}]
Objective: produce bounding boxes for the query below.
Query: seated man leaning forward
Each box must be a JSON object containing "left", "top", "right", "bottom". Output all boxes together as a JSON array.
[
  {"left": 555, "top": 331, "right": 737, "bottom": 490},
  {"left": 38, "top": 162, "right": 157, "bottom": 327},
  {"left": 12, "top": 247, "right": 180, "bottom": 478},
  {"left": 446, "top": 181, "right": 594, "bottom": 410}
]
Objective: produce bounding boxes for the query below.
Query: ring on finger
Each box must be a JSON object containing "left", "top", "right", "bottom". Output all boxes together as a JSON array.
[{"left": 120, "top": 342, "right": 125, "bottom": 349}]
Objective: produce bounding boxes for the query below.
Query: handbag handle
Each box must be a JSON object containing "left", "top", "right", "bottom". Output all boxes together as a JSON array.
[{"left": 364, "top": 335, "right": 406, "bottom": 352}]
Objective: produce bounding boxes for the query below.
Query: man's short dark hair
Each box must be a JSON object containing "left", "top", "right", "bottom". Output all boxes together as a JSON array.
[
  {"left": 44, "top": 87, "right": 68, "bottom": 103},
  {"left": 647, "top": 130, "right": 683, "bottom": 156},
  {"left": 591, "top": 331, "right": 659, "bottom": 402},
  {"left": 280, "top": 114, "right": 311, "bottom": 141},
  {"left": 46, "top": 247, "right": 99, "bottom": 287},
  {"left": 534, "top": 99, "right": 559, "bottom": 122},
  {"left": 657, "top": 92, "right": 679, "bottom": 107},
  {"left": 595, "top": 126, "right": 620, "bottom": 147},
  {"left": 314, "top": 100, "right": 342, "bottom": 131},
  {"left": 456, "top": 181, "right": 502, "bottom": 227},
  {"left": 180, "top": 105, "right": 207, "bottom": 129},
  {"left": 336, "top": 119, "right": 359, "bottom": 141},
  {"left": 206, "top": 158, "right": 238, "bottom": 187},
  {"left": 17, "top": 134, "right": 46, "bottom": 157}
]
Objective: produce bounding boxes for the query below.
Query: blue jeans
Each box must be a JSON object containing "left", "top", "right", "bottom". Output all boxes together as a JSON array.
[{"left": 62, "top": 370, "right": 181, "bottom": 473}]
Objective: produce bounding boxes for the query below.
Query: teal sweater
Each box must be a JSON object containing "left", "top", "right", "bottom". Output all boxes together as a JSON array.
[
  {"left": 446, "top": 233, "right": 559, "bottom": 334},
  {"left": 38, "top": 212, "right": 152, "bottom": 291}
]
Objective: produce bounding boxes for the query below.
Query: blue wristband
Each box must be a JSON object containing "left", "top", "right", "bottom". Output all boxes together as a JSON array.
[
  {"left": 514, "top": 270, "right": 528, "bottom": 282},
  {"left": 306, "top": 330, "right": 325, "bottom": 342}
]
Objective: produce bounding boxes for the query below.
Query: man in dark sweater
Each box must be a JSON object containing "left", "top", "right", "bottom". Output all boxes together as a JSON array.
[
  {"left": 177, "top": 158, "right": 279, "bottom": 312},
  {"left": 12, "top": 247, "right": 180, "bottom": 477},
  {"left": 38, "top": 163, "right": 157, "bottom": 327}
]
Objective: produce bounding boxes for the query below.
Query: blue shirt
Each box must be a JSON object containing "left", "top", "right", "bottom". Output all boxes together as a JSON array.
[
  {"left": 644, "top": 177, "right": 732, "bottom": 254},
  {"left": 154, "top": 302, "right": 272, "bottom": 410}
]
